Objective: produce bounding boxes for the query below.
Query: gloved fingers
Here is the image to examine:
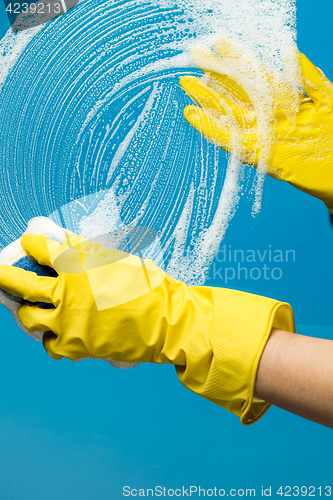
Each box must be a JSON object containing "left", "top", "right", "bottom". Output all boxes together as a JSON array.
[
  {"left": 213, "top": 35, "right": 271, "bottom": 82},
  {"left": 64, "top": 232, "right": 117, "bottom": 257},
  {"left": 299, "top": 51, "right": 333, "bottom": 108},
  {"left": 0, "top": 265, "right": 55, "bottom": 303},
  {"left": 19, "top": 304, "right": 86, "bottom": 362},
  {"left": 63, "top": 237, "right": 132, "bottom": 273},
  {"left": 22, "top": 233, "right": 94, "bottom": 274},
  {"left": 190, "top": 47, "right": 253, "bottom": 104},
  {"left": 42, "top": 330, "right": 90, "bottom": 362},
  {"left": 194, "top": 39, "right": 304, "bottom": 115},
  {"left": 183, "top": 105, "right": 258, "bottom": 164},
  {"left": 207, "top": 71, "right": 254, "bottom": 110},
  {"left": 18, "top": 303, "right": 57, "bottom": 333},
  {"left": 62, "top": 232, "right": 87, "bottom": 248},
  {"left": 21, "top": 233, "right": 68, "bottom": 268},
  {"left": 213, "top": 35, "right": 254, "bottom": 64},
  {"left": 212, "top": 37, "right": 300, "bottom": 111},
  {"left": 190, "top": 46, "right": 266, "bottom": 110},
  {"left": 212, "top": 36, "right": 238, "bottom": 58},
  {"left": 43, "top": 332, "right": 63, "bottom": 361},
  {"left": 63, "top": 232, "right": 131, "bottom": 263},
  {"left": 180, "top": 75, "right": 255, "bottom": 129},
  {"left": 190, "top": 46, "right": 224, "bottom": 73}
]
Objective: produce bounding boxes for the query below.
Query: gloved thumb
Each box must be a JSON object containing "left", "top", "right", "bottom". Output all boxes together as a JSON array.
[{"left": 43, "top": 331, "right": 63, "bottom": 361}]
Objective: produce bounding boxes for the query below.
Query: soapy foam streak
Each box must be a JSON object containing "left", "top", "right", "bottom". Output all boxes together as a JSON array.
[{"left": 0, "top": 0, "right": 297, "bottom": 284}]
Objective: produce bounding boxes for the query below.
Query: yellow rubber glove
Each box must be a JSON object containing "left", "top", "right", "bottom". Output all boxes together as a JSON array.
[
  {"left": 0, "top": 232, "right": 294, "bottom": 425},
  {"left": 180, "top": 37, "right": 333, "bottom": 213}
]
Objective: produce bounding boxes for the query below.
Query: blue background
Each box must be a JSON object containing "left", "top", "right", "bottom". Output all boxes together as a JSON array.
[{"left": 0, "top": 1, "right": 333, "bottom": 499}]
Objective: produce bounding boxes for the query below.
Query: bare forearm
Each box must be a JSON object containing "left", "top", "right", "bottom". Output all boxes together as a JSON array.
[{"left": 255, "top": 328, "right": 333, "bottom": 428}]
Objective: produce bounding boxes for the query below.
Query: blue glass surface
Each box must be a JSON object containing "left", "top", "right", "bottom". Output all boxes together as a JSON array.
[{"left": 0, "top": 1, "right": 332, "bottom": 499}]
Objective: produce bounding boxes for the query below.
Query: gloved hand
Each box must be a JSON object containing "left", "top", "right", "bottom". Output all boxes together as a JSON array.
[
  {"left": 180, "top": 37, "right": 333, "bottom": 213},
  {"left": 0, "top": 232, "right": 294, "bottom": 425}
]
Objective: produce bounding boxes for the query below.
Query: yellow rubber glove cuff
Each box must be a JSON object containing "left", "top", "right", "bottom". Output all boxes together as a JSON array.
[{"left": 0, "top": 232, "right": 294, "bottom": 425}]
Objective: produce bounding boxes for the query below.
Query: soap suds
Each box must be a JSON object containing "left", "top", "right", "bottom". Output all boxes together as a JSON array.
[{"left": 0, "top": 0, "right": 298, "bottom": 284}]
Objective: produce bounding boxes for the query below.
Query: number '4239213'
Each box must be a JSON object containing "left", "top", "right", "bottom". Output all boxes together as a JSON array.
[
  {"left": 276, "top": 486, "right": 332, "bottom": 496},
  {"left": 6, "top": 3, "right": 62, "bottom": 14}
]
